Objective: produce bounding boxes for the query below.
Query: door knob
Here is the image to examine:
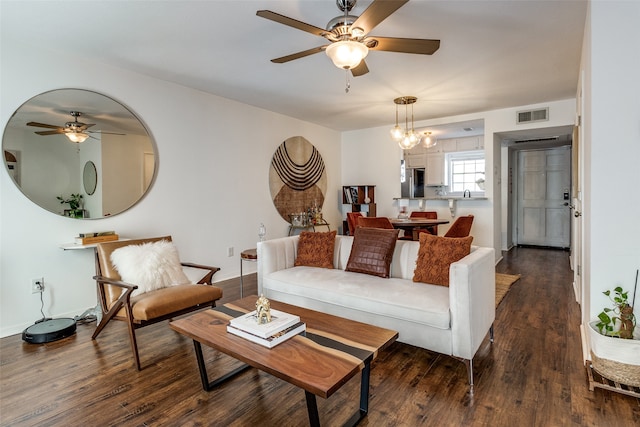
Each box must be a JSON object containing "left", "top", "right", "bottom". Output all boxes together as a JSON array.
[{"left": 574, "top": 211, "right": 582, "bottom": 217}]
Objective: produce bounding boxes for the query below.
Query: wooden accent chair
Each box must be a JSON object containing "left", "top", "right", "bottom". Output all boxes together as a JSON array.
[
  {"left": 356, "top": 216, "right": 395, "bottom": 230},
  {"left": 444, "top": 215, "right": 475, "bottom": 237},
  {"left": 346, "top": 212, "right": 363, "bottom": 236},
  {"left": 92, "top": 236, "right": 222, "bottom": 370}
]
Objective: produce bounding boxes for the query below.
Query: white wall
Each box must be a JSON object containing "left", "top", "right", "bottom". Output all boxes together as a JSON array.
[
  {"left": 582, "top": 1, "right": 640, "bottom": 322},
  {"left": 342, "top": 99, "right": 576, "bottom": 255},
  {"left": 0, "top": 40, "right": 342, "bottom": 337}
]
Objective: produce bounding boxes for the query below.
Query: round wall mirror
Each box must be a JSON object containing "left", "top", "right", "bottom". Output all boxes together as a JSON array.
[{"left": 2, "top": 89, "right": 156, "bottom": 219}]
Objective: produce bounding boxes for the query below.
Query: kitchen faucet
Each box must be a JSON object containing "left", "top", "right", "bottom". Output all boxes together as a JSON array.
[{"left": 463, "top": 189, "right": 471, "bottom": 198}]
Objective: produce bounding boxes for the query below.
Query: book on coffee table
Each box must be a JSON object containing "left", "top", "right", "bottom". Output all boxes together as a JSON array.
[
  {"left": 227, "top": 321, "right": 306, "bottom": 348},
  {"left": 229, "top": 309, "right": 300, "bottom": 339}
]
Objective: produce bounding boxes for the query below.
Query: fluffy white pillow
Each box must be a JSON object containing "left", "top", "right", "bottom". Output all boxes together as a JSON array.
[{"left": 110, "top": 240, "right": 190, "bottom": 296}]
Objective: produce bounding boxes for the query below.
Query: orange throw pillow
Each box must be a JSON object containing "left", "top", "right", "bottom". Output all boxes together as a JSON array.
[
  {"left": 413, "top": 233, "right": 473, "bottom": 286},
  {"left": 294, "top": 231, "right": 337, "bottom": 268}
]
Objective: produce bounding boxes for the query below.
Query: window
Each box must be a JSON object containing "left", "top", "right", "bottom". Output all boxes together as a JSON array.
[{"left": 446, "top": 151, "right": 485, "bottom": 196}]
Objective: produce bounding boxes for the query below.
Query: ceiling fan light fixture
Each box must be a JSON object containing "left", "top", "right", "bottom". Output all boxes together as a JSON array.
[
  {"left": 325, "top": 40, "right": 369, "bottom": 70},
  {"left": 66, "top": 132, "right": 89, "bottom": 143}
]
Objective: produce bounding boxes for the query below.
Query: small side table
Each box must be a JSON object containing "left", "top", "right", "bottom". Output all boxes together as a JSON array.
[{"left": 239, "top": 248, "right": 257, "bottom": 298}]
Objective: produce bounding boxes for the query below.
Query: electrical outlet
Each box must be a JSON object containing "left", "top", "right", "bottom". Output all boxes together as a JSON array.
[
  {"left": 31, "top": 278, "right": 44, "bottom": 294},
  {"left": 227, "top": 247, "right": 234, "bottom": 257}
]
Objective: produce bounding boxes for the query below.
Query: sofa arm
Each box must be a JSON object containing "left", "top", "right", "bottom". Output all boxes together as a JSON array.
[
  {"left": 257, "top": 236, "right": 299, "bottom": 294},
  {"left": 449, "top": 246, "right": 496, "bottom": 360}
]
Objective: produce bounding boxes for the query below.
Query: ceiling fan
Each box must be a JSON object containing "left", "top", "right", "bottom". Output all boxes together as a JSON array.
[
  {"left": 27, "top": 111, "right": 123, "bottom": 143},
  {"left": 256, "top": 0, "right": 440, "bottom": 77}
]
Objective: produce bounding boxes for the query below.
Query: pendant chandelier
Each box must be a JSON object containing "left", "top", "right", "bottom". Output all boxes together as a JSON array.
[
  {"left": 390, "top": 96, "right": 420, "bottom": 150},
  {"left": 390, "top": 97, "right": 437, "bottom": 149}
]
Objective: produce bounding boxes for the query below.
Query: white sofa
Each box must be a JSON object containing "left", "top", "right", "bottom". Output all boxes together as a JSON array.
[{"left": 257, "top": 234, "right": 495, "bottom": 389}]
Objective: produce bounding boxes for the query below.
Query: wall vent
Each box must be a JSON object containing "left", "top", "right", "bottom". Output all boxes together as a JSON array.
[
  {"left": 514, "top": 136, "right": 559, "bottom": 144},
  {"left": 516, "top": 107, "right": 549, "bottom": 124}
]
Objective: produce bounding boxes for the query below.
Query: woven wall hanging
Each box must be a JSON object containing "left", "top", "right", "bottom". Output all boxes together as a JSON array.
[{"left": 269, "top": 136, "right": 326, "bottom": 222}]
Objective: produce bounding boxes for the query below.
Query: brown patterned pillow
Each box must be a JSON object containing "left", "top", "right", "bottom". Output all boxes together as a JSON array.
[
  {"left": 413, "top": 233, "right": 473, "bottom": 286},
  {"left": 294, "top": 231, "right": 337, "bottom": 268},
  {"left": 345, "top": 227, "right": 399, "bottom": 278}
]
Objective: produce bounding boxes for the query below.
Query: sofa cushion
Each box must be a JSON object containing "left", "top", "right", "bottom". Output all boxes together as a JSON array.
[
  {"left": 346, "top": 227, "right": 399, "bottom": 278},
  {"left": 294, "top": 230, "right": 336, "bottom": 268},
  {"left": 413, "top": 233, "right": 473, "bottom": 286},
  {"left": 111, "top": 240, "right": 190, "bottom": 296},
  {"left": 264, "top": 266, "right": 451, "bottom": 330}
]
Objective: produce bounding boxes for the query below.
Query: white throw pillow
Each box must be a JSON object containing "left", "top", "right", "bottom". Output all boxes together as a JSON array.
[{"left": 110, "top": 240, "right": 191, "bottom": 296}]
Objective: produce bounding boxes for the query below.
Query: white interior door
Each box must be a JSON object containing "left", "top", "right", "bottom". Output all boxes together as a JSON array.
[{"left": 517, "top": 147, "right": 571, "bottom": 247}]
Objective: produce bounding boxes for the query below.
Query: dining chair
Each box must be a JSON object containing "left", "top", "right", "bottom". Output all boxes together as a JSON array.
[
  {"left": 410, "top": 211, "right": 439, "bottom": 236},
  {"left": 356, "top": 216, "right": 395, "bottom": 229},
  {"left": 92, "top": 236, "right": 222, "bottom": 370},
  {"left": 346, "top": 212, "right": 363, "bottom": 236},
  {"left": 444, "top": 215, "right": 474, "bottom": 237}
]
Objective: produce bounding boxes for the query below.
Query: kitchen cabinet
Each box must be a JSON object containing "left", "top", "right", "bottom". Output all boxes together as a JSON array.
[
  {"left": 427, "top": 136, "right": 484, "bottom": 153},
  {"left": 455, "top": 136, "right": 484, "bottom": 151},
  {"left": 426, "top": 153, "right": 445, "bottom": 186},
  {"left": 426, "top": 138, "right": 456, "bottom": 153},
  {"left": 403, "top": 146, "right": 426, "bottom": 168}
]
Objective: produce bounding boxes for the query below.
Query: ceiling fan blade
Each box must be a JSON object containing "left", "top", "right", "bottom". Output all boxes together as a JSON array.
[
  {"left": 88, "top": 130, "right": 126, "bottom": 136},
  {"left": 352, "top": 0, "right": 409, "bottom": 35},
  {"left": 27, "top": 121, "right": 61, "bottom": 129},
  {"left": 367, "top": 36, "right": 440, "bottom": 55},
  {"left": 271, "top": 46, "right": 327, "bottom": 64},
  {"left": 35, "top": 129, "right": 65, "bottom": 136},
  {"left": 351, "top": 60, "right": 369, "bottom": 77},
  {"left": 257, "top": 10, "right": 330, "bottom": 38}
]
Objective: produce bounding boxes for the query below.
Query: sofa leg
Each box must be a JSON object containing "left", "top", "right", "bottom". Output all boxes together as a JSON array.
[
  {"left": 490, "top": 324, "right": 494, "bottom": 343},
  {"left": 464, "top": 359, "right": 474, "bottom": 394}
]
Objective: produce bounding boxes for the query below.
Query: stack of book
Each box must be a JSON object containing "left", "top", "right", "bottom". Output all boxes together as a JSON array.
[
  {"left": 227, "top": 309, "right": 305, "bottom": 348},
  {"left": 75, "top": 231, "right": 119, "bottom": 245}
]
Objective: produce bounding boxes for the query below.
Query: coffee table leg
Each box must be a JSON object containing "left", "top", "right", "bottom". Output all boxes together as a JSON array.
[
  {"left": 304, "top": 359, "right": 371, "bottom": 427},
  {"left": 305, "top": 391, "right": 321, "bottom": 427},
  {"left": 343, "top": 359, "right": 371, "bottom": 427},
  {"left": 193, "top": 340, "right": 251, "bottom": 391}
]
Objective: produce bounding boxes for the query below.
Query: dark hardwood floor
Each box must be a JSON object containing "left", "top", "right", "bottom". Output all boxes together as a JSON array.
[{"left": 1, "top": 247, "right": 639, "bottom": 426}]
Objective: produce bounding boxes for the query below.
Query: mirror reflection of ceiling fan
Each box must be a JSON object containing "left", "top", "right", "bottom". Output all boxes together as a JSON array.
[
  {"left": 257, "top": 0, "right": 440, "bottom": 77},
  {"left": 27, "top": 111, "right": 124, "bottom": 143}
]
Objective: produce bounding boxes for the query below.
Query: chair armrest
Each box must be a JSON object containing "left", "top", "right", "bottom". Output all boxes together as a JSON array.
[
  {"left": 93, "top": 275, "right": 138, "bottom": 291},
  {"left": 180, "top": 262, "right": 221, "bottom": 285}
]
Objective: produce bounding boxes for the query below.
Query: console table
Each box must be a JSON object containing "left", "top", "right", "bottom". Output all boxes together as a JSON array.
[{"left": 287, "top": 220, "right": 330, "bottom": 236}]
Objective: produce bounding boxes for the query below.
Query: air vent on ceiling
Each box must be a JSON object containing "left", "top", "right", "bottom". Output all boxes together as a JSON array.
[
  {"left": 516, "top": 107, "right": 549, "bottom": 124},
  {"left": 514, "top": 136, "right": 559, "bottom": 144}
]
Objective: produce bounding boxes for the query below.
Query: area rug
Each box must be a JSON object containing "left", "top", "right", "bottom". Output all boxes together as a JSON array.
[{"left": 495, "top": 273, "right": 521, "bottom": 307}]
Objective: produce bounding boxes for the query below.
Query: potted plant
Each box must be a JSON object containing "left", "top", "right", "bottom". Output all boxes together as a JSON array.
[
  {"left": 57, "top": 193, "right": 84, "bottom": 218},
  {"left": 588, "top": 272, "right": 639, "bottom": 387}
]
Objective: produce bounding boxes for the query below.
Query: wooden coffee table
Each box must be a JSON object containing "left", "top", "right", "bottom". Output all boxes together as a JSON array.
[{"left": 170, "top": 296, "right": 398, "bottom": 426}]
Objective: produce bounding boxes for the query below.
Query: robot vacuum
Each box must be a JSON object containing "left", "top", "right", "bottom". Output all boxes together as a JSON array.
[{"left": 22, "top": 318, "right": 77, "bottom": 344}]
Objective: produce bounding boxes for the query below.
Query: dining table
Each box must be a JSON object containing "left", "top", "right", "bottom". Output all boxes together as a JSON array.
[{"left": 389, "top": 217, "right": 450, "bottom": 241}]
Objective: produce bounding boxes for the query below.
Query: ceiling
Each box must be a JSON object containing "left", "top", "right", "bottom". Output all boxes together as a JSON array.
[{"left": 1, "top": 1, "right": 587, "bottom": 134}]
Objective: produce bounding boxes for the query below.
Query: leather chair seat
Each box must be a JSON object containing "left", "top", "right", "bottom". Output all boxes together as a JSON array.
[{"left": 119, "top": 284, "right": 223, "bottom": 321}]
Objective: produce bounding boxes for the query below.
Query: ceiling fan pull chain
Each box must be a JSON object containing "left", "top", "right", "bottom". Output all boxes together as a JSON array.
[{"left": 345, "top": 69, "right": 351, "bottom": 93}]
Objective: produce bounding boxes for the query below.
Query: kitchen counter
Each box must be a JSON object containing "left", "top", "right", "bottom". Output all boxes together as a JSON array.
[{"left": 393, "top": 197, "right": 488, "bottom": 201}]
